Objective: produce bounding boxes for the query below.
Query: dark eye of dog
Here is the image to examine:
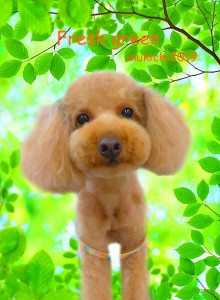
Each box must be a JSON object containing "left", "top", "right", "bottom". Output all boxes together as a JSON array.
[
  {"left": 121, "top": 107, "right": 133, "bottom": 118},
  {"left": 77, "top": 114, "right": 90, "bottom": 125}
]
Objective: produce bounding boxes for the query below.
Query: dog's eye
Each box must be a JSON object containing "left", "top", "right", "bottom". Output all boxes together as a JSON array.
[
  {"left": 77, "top": 114, "right": 90, "bottom": 125},
  {"left": 121, "top": 107, "right": 133, "bottom": 119}
]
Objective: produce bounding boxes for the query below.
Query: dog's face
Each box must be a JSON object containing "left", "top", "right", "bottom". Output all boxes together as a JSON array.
[
  {"left": 22, "top": 72, "right": 190, "bottom": 193},
  {"left": 63, "top": 73, "right": 151, "bottom": 178}
]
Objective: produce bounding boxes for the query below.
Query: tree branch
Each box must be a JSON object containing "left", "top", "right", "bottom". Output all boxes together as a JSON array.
[{"left": 197, "top": 278, "right": 220, "bottom": 300}]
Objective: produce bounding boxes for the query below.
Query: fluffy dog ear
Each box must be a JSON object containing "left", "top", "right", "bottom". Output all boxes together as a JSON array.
[
  {"left": 142, "top": 88, "right": 190, "bottom": 175},
  {"left": 22, "top": 102, "right": 84, "bottom": 193}
]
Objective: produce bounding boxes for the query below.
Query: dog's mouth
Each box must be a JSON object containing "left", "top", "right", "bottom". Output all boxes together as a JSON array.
[{"left": 106, "top": 158, "right": 120, "bottom": 167}]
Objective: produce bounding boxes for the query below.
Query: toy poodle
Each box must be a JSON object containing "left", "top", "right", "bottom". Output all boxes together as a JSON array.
[{"left": 22, "top": 72, "right": 190, "bottom": 300}]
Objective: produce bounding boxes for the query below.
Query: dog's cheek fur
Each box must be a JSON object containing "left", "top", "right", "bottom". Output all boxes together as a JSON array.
[{"left": 69, "top": 115, "right": 152, "bottom": 177}]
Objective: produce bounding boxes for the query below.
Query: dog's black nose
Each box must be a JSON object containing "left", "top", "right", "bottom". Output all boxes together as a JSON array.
[{"left": 99, "top": 138, "right": 121, "bottom": 159}]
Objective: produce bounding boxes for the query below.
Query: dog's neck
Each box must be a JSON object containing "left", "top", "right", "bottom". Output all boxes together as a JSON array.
[{"left": 83, "top": 172, "right": 139, "bottom": 205}]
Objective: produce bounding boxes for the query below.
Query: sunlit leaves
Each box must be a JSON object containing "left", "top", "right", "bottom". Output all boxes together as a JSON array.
[
  {"left": 176, "top": 285, "right": 200, "bottom": 299},
  {"left": 180, "top": 256, "right": 195, "bottom": 275},
  {"left": 176, "top": 242, "right": 205, "bottom": 259},
  {"left": 0, "top": 228, "right": 19, "bottom": 254},
  {"left": 27, "top": 250, "right": 54, "bottom": 297},
  {"left": 86, "top": 55, "right": 116, "bottom": 71},
  {"left": 199, "top": 157, "right": 220, "bottom": 173},
  {"left": 171, "top": 272, "right": 193, "bottom": 286},
  {"left": 191, "top": 230, "right": 204, "bottom": 245},
  {"left": 43, "top": 289, "right": 76, "bottom": 300},
  {"left": 4, "top": 39, "right": 28, "bottom": 60},
  {"left": 170, "top": 31, "right": 182, "bottom": 48},
  {"left": 34, "top": 53, "right": 53, "bottom": 75},
  {"left": 197, "top": 180, "right": 209, "bottom": 200},
  {"left": 174, "top": 187, "right": 197, "bottom": 204},
  {"left": 0, "top": 60, "right": 22, "bottom": 78},
  {"left": 130, "top": 68, "right": 151, "bottom": 83},
  {"left": 14, "top": 21, "right": 28, "bottom": 40},
  {"left": 183, "top": 203, "right": 201, "bottom": 217},
  {"left": 23, "top": 63, "right": 36, "bottom": 84},
  {"left": 18, "top": 0, "right": 52, "bottom": 34},
  {"left": 188, "top": 214, "right": 214, "bottom": 229},
  {"left": 57, "top": 48, "right": 75, "bottom": 59},
  {"left": 10, "top": 149, "right": 20, "bottom": 169},
  {"left": 214, "top": 235, "right": 220, "bottom": 256},
  {"left": 207, "top": 141, "right": 220, "bottom": 154},
  {"left": 0, "top": 0, "right": 12, "bottom": 28},
  {"left": 206, "top": 268, "right": 219, "bottom": 291},
  {"left": 148, "top": 65, "right": 167, "bottom": 79},
  {"left": 1, "top": 24, "right": 14, "bottom": 39},
  {"left": 50, "top": 54, "right": 65, "bottom": 81},
  {"left": 58, "top": 0, "right": 91, "bottom": 28},
  {"left": 211, "top": 117, "right": 220, "bottom": 141},
  {"left": 2, "top": 229, "right": 26, "bottom": 263}
]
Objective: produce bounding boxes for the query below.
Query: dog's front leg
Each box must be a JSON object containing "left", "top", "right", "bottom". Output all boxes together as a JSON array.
[
  {"left": 121, "top": 245, "right": 150, "bottom": 300},
  {"left": 80, "top": 248, "right": 112, "bottom": 300}
]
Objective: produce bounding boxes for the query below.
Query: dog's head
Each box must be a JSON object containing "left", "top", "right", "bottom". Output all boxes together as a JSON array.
[{"left": 22, "top": 72, "right": 190, "bottom": 193}]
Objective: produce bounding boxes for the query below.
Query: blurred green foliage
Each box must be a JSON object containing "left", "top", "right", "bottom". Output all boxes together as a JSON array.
[{"left": 0, "top": 0, "right": 220, "bottom": 299}]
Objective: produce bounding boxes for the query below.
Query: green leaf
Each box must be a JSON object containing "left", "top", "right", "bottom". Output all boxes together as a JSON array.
[
  {"left": 148, "top": 23, "right": 164, "bottom": 47},
  {"left": 151, "top": 268, "right": 161, "bottom": 275},
  {"left": 170, "top": 31, "right": 182, "bottom": 48},
  {"left": 10, "top": 149, "right": 20, "bottom": 168},
  {"left": 18, "top": 0, "right": 51, "bottom": 34},
  {"left": 191, "top": 230, "right": 204, "bottom": 245},
  {"left": 176, "top": 242, "right": 205, "bottom": 259},
  {"left": 14, "top": 21, "right": 28, "bottom": 40},
  {"left": 197, "top": 180, "right": 209, "bottom": 200},
  {"left": 130, "top": 68, "right": 152, "bottom": 83},
  {"left": 214, "top": 235, "right": 220, "bottom": 256},
  {"left": 4, "top": 178, "right": 13, "bottom": 189},
  {"left": 0, "top": 161, "right": 9, "bottom": 174},
  {"left": 148, "top": 65, "right": 167, "bottom": 79},
  {"left": 140, "top": 45, "right": 160, "bottom": 56},
  {"left": 0, "top": 60, "right": 22, "bottom": 78},
  {"left": 167, "top": 264, "right": 175, "bottom": 277},
  {"left": 69, "top": 238, "right": 78, "bottom": 251},
  {"left": 5, "top": 202, "right": 15, "bottom": 213},
  {"left": 3, "top": 229, "right": 26, "bottom": 263},
  {"left": 23, "top": 63, "right": 36, "bottom": 84},
  {"left": 1, "top": 24, "right": 14, "bottom": 39},
  {"left": 202, "top": 290, "right": 219, "bottom": 300},
  {"left": 209, "top": 172, "right": 220, "bottom": 185},
  {"left": 181, "top": 40, "right": 198, "bottom": 51},
  {"left": 183, "top": 203, "right": 201, "bottom": 217},
  {"left": 27, "top": 250, "right": 54, "bottom": 297},
  {"left": 58, "top": 48, "right": 75, "bottom": 59},
  {"left": 199, "top": 157, "right": 220, "bottom": 173},
  {"left": 154, "top": 281, "right": 171, "bottom": 300},
  {"left": 206, "top": 267, "right": 219, "bottom": 291},
  {"left": 176, "top": 285, "right": 200, "bottom": 299},
  {"left": 167, "top": 7, "right": 180, "bottom": 25},
  {"left": 0, "top": 227, "right": 19, "bottom": 254},
  {"left": 88, "top": 42, "right": 112, "bottom": 55},
  {"left": 188, "top": 214, "right": 214, "bottom": 229},
  {"left": 154, "top": 81, "right": 170, "bottom": 95},
  {"left": 124, "top": 45, "right": 138, "bottom": 62},
  {"left": 34, "top": 53, "right": 53, "bottom": 75},
  {"left": 180, "top": 256, "right": 195, "bottom": 275},
  {"left": 174, "top": 187, "right": 197, "bottom": 204},
  {"left": 0, "top": 0, "right": 12, "bottom": 28},
  {"left": 117, "top": 23, "right": 136, "bottom": 40},
  {"left": 4, "top": 39, "right": 28, "bottom": 59},
  {"left": 86, "top": 55, "right": 114, "bottom": 72},
  {"left": 207, "top": 141, "right": 220, "bottom": 154},
  {"left": 50, "top": 54, "right": 65, "bottom": 81},
  {"left": 205, "top": 256, "right": 220, "bottom": 267},
  {"left": 6, "top": 193, "right": 18, "bottom": 202},
  {"left": 211, "top": 117, "right": 220, "bottom": 141},
  {"left": 194, "top": 260, "right": 206, "bottom": 276},
  {"left": 43, "top": 288, "right": 76, "bottom": 300},
  {"left": 63, "top": 251, "right": 75, "bottom": 258},
  {"left": 58, "top": 0, "right": 91, "bottom": 28},
  {"left": 171, "top": 272, "right": 193, "bottom": 286}
]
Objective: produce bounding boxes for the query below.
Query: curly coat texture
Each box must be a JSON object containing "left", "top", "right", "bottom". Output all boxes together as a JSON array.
[{"left": 22, "top": 72, "right": 190, "bottom": 300}]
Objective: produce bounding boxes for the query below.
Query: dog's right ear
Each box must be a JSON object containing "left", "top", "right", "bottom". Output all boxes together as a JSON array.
[{"left": 22, "top": 102, "right": 84, "bottom": 193}]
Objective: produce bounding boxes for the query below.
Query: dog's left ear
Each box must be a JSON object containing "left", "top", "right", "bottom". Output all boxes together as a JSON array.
[{"left": 141, "top": 87, "right": 191, "bottom": 175}]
